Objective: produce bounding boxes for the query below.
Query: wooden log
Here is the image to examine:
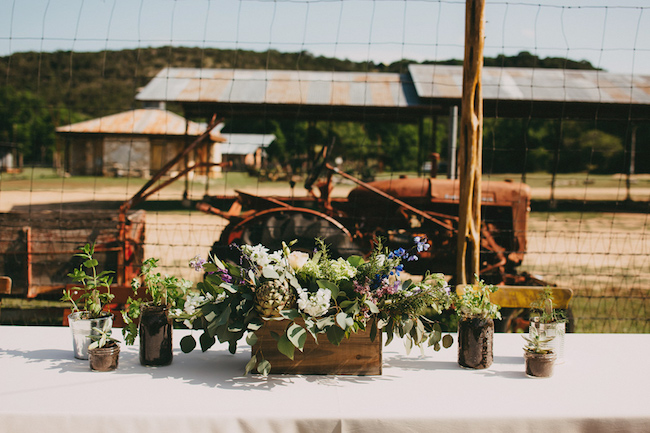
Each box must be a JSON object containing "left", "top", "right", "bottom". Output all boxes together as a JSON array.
[
  {"left": 252, "top": 319, "right": 382, "bottom": 375},
  {"left": 457, "top": 0, "right": 485, "bottom": 284}
]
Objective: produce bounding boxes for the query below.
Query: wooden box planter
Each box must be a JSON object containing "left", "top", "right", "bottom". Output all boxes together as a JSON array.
[{"left": 252, "top": 320, "right": 382, "bottom": 375}]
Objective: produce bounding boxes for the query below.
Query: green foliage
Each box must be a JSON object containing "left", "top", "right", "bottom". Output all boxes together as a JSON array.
[
  {"left": 121, "top": 257, "right": 192, "bottom": 345},
  {"left": 523, "top": 333, "right": 555, "bottom": 354},
  {"left": 178, "top": 237, "right": 453, "bottom": 375},
  {"left": 88, "top": 319, "right": 119, "bottom": 350},
  {"left": 452, "top": 279, "right": 501, "bottom": 320},
  {"left": 60, "top": 243, "right": 114, "bottom": 319},
  {"left": 529, "top": 287, "right": 566, "bottom": 324}
]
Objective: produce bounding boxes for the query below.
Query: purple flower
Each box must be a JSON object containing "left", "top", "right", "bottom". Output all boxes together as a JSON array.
[{"left": 189, "top": 255, "right": 207, "bottom": 272}]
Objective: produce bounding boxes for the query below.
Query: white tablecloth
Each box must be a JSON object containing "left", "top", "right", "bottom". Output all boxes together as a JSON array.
[{"left": 1, "top": 326, "right": 649, "bottom": 433}]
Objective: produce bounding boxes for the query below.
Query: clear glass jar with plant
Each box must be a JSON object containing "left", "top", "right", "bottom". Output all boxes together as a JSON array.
[
  {"left": 88, "top": 319, "right": 120, "bottom": 372},
  {"left": 529, "top": 287, "right": 566, "bottom": 363},
  {"left": 61, "top": 243, "right": 115, "bottom": 359},
  {"left": 452, "top": 279, "right": 501, "bottom": 369},
  {"left": 523, "top": 333, "right": 556, "bottom": 378},
  {"left": 122, "top": 257, "right": 192, "bottom": 366}
]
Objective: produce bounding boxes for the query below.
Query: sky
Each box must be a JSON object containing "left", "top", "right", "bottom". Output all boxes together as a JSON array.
[{"left": 1, "top": 0, "right": 650, "bottom": 75}]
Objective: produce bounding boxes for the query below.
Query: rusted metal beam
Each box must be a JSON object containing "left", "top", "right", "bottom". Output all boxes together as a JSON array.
[{"left": 326, "top": 163, "right": 456, "bottom": 232}]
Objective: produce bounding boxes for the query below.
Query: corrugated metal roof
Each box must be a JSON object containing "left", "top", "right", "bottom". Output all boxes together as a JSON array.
[
  {"left": 136, "top": 68, "right": 419, "bottom": 108},
  {"left": 221, "top": 133, "right": 275, "bottom": 155},
  {"left": 56, "top": 109, "right": 226, "bottom": 142},
  {"left": 408, "top": 64, "right": 650, "bottom": 105}
]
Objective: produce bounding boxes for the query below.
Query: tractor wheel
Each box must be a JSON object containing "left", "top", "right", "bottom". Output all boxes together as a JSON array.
[{"left": 212, "top": 208, "right": 363, "bottom": 263}]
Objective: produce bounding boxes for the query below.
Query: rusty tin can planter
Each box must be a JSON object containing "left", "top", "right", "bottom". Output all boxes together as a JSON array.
[
  {"left": 458, "top": 317, "right": 494, "bottom": 369},
  {"left": 68, "top": 312, "right": 113, "bottom": 360},
  {"left": 139, "top": 305, "right": 173, "bottom": 366},
  {"left": 89, "top": 342, "right": 120, "bottom": 372},
  {"left": 524, "top": 351, "right": 557, "bottom": 378}
]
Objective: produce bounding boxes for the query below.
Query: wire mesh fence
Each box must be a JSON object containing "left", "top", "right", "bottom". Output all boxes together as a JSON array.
[{"left": 1, "top": 0, "right": 649, "bottom": 333}]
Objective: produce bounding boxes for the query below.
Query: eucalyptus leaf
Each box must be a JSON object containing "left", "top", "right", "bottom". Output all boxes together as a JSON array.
[
  {"left": 287, "top": 323, "right": 307, "bottom": 350},
  {"left": 180, "top": 335, "right": 197, "bottom": 353},
  {"left": 442, "top": 334, "right": 454, "bottom": 349},
  {"left": 364, "top": 299, "right": 380, "bottom": 314},
  {"left": 326, "top": 325, "right": 345, "bottom": 346},
  {"left": 199, "top": 332, "right": 216, "bottom": 352},
  {"left": 279, "top": 309, "right": 300, "bottom": 321},
  {"left": 336, "top": 312, "right": 349, "bottom": 329},
  {"left": 245, "top": 355, "right": 257, "bottom": 375},
  {"left": 277, "top": 334, "right": 295, "bottom": 360},
  {"left": 257, "top": 359, "right": 271, "bottom": 376},
  {"left": 262, "top": 267, "right": 280, "bottom": 280},
  {"left": 246, "top": 332, "right": 258, "bottom": 346},
  {"left": 404, "top": 336, "right": 413, "bottom": 355}
]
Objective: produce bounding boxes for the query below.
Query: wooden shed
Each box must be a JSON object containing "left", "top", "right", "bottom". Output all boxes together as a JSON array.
[{"left": 56, "top": 108, "right": 226, "bottom": 178}]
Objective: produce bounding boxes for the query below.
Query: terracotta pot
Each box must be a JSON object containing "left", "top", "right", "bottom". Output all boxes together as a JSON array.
[
  {"left": 88, "top": 342, "right": 120, "bottom": 371},
  {"left": 139, "top": 305, "right": 173, "bottom": 366},
  {"left": 524, "top": 351, "right": 557, "bottom": 378},
  {"left": 458, "top": 317, "right": 494, "bottom": 369},
  {"left": 68, "top": 312, "right": 113, "bottom": 360}
]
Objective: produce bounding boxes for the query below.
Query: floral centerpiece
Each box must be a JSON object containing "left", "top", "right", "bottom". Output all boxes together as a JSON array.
[{"left": 178, "top": 237, "right": 453, "bottom": 375}]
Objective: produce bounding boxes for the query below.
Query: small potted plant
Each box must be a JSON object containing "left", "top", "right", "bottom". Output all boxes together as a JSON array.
[
  {"left": 523, "top": 333, "right": 556, "bottom": 378},
  {"left": 529, "top": 287, "right": 567, "bottom": 363},
  {"left": 88, "top": 319, "right": 120, "bottom": 372},
  {"left": 61, "top": 243, "right": 115, "bottom": 360},
  {"left": 122, "top": 257, "right": 192, "bottom": 366},
  {"left": 452, "top": 279, "right": 501, "bottom": 369}
]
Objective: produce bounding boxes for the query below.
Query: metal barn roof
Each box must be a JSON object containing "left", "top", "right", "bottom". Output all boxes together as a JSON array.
[
  {"left": 136, "top": 67, "right": 650, "bottom": 120},
  {"left": 56, "top": 109, "right": 226, "bottom": 142},
  {"left": 220, "top": 133, "right": 275, "bottom": 155}
]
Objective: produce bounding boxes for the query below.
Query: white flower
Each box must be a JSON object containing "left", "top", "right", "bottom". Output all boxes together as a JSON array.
[
  {"left": 297, "top": 288, "right": 332, "bottom": 317},
  {"left": 329, "top": 257, "right": 357, "bottom": 281},
  {"left": 288, "top": 251, "right": 310, "bottom": 270},
  {"left": 242, "top": 244, "right": 271, "bottom": 267},
  {"left": 375, "top": 254, "right": 386, "bottom": 267}
]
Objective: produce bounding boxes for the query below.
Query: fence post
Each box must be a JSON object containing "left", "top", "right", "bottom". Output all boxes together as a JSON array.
[{"left": 456, "top": 0, "right": 485, "bottom": 285}]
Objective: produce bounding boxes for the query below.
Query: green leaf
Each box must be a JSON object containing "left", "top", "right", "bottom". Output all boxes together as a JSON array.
[
  {"left": 442, "top": 334, "right": 454, "bottom": 349},
  {"left": 277, "top": 334, "right": 295, "bottom": 360},
  {"left": 262, "top": 267, "right": 280, "bottom": 279},
  {"left": 404, "top": 336, "right": 413, "bottom": 355},
  {"left": 326, "top": 325, "right": 345, "bottom": 346},
  {"left": 287, "top": 323, "right": 307, "bottom": 350},
  {"left": 180, "top": 335, "right": 197, "bottom": 353},
  {"left": 336, "top": 312, "right": 349, "bottom": 329},
  {"left": 257, "top": 359, "right": 271, "bottom": 376},
  {"left": 279, "top": 309, "right": 300, "bottom": 321},
  {"left": 246, "top": 318, "right": 264, "bottom": 331},
  {"left": 245, "top": 355, "right": 257, "bottom": 375},
  {"left": 199, "top": 332, "right": 216, "bottom": 352},
  {"left": 370, "top": 317, "right": 378, "bottom": 342},
  {"left": 364, "top": 299, "right": 380, "bottom": 314},
  {"left": 246, "top": 332, "right": 258, "bottom": 346},
  {"left": 317, "top": 279, "right": 339, "bottom": 299},
  {"left": 83, "top": 258, "right": 99, "bottom": 269},
  {"left": 347, "top": 255, "right": 364, "bottom": 267}
]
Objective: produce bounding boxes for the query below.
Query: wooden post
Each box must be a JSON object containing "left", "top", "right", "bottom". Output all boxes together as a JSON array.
[{"left": 456, "top": 0, "right": 485, "bottom": 285}]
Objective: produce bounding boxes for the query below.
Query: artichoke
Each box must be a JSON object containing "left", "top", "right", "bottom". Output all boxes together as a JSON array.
[{"left": 254, "top": 278, "right": 296, "bottom": 317}]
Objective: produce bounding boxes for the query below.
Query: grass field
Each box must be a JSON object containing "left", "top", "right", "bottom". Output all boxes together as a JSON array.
[{"left": 1, "top": 168, "right": 648, "bottom": 332}]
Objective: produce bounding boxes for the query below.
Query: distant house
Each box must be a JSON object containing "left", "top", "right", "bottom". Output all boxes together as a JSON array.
[
  {"left": 218, "top": 133, "right": 275, "bottom": 171},
  {"left": 56, "top": 108, "right": 226, "bottom": 178}
]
